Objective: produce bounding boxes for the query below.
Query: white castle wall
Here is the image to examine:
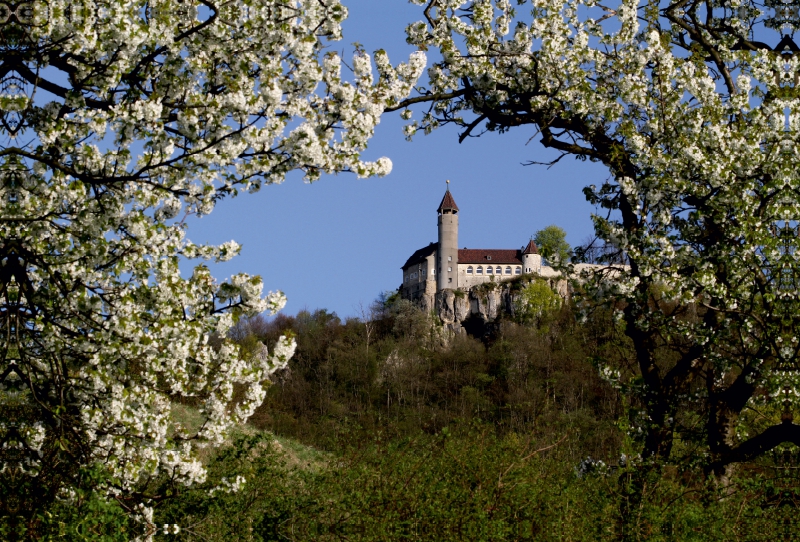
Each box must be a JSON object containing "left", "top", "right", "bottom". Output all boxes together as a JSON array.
[{"left": 457, "top": 264, "right": 524, "bottom": 289}]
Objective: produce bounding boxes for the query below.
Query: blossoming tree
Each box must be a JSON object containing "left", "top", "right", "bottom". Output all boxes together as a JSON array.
[
  {"left": 396, "top": 0, "right": 800, "bottom": 478},
  {"left": 0, "top": 0, "right": 424, "bottom": 527}
]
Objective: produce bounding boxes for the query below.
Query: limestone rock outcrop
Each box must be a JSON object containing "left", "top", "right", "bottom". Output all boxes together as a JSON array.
[{"left": 433, "top": 282, "right": 526, "bottom": 334}]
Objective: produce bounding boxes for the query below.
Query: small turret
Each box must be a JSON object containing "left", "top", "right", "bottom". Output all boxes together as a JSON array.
[
  {"left": 437, "top": 181, "right": 459, "bottom": 290},
  {"left": 521, "top": 239, "right": 541, "bottom": 275}
]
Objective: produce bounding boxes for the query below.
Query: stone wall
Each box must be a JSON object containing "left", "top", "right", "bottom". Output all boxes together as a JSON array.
[{"left": 401, "top": 251, "right": 437, "bottom": 305}]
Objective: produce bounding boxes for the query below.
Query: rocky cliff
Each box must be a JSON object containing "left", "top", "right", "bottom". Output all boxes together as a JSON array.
[{"left": 426, "top": 277, "right": 567, "bottom": 335}]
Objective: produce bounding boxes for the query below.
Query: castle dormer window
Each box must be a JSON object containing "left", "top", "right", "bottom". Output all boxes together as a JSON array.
[
  {"left": 476, "top": 266, "right": 483, "bottom": 274},
  {"left": 486, "top": 255, "right": 492, "bottom": 261},
  {"left": 467, "top": 266, "right": 473, "bottom": 274},
  {"left": 505, "top": 266, "right": 511, "bottom": 275}
]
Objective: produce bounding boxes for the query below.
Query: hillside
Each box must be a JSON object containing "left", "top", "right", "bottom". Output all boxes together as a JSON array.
[
  {"left": 60, "top": 294, "right": 798, "bottom": 540},
  {"left": 143, "top": 296, "right": 796, "bottom": 541},
  {"left": 242, "top": 292, "right": 623, "bottom": 455}
]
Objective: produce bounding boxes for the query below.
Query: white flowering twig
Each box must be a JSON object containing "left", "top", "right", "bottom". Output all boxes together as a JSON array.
[{"left": 0, "top": 0, "right": 424, "bottom": 524}]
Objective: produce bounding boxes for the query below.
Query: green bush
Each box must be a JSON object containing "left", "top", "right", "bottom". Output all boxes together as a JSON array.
[
  {"left": 12, "top": 467, "right": 134, "bottom": 542},
  {"left": 155, "top": 433, "right": 316, "bottom": 542},
  {"left": 148, "top": 424, "right": 797, "bottom": 541},
  {"left": 513, "top": 280, "right": 561, "bottom": 326}
]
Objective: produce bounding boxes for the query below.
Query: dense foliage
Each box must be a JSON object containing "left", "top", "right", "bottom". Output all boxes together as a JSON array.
[
  {"left": 533, "top": 225, "right": 571, "bottom": 265},
  {"left": 240, "top": 298, "right": 620, "bottom": 451},
  {"left": 25, "top": 297, "right": 797, "bottom": 540},
  {"left": 150, "top": 428, "right": 800, "bottom": 541},
  {"left": 149, "top": 301, "right": 800, "bottom": 540}
]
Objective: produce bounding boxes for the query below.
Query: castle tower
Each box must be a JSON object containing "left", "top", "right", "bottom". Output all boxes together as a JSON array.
[
  {"left": 437, "top": 181, "right": 459, "bottom": 290},
  {"left": 521, "top": 239, "right": 542, "bottom": 274}
]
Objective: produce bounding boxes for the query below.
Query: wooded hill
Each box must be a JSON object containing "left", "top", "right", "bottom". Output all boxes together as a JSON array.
[
  {"left": 56, "top": 294, "right": 800, "bottom": 540},
  {"left": 147, "top": 295, "right": 800, "bottom": 540},
  {"left": 238, "top": 295, "right": 623, "bottom": 457}
]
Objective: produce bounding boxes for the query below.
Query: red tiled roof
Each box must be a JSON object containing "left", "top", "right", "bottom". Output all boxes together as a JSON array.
[
  {"left": 402, "top": 242, "right": 437, "bottom": 269},
  {"left": 458, "top": 249, "right": 522, "bottom": 265},
  {"left": 522, "top": 240, "right": 538, "bottom": 255},
  {"left": 437, "top": 190, "right": 459, "bottom": 212}
]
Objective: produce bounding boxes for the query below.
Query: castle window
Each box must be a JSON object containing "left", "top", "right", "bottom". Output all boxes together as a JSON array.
[
  {"left": 515, "top": 267, "right": 522, "bottom": 275},
  {"left": 505, "top": 266, "right": 511, "bottom": 275},
  {"left": 432, "top": 269, "right": 435, "bottom": 275},
  {"left": 448, "top": 256, "right": 452, "bottom": 262},
  {"left": 476, "top": 266, "right": 483, "bottom": 274},
  {"left": 496, "top": 266, "right": 502, "bottom": 274},
  {"left": 486, "top": 255, "right": 492, "bottom": 260},
  {"left": 487, "top": 266, "right": 493, "bottom": 274},
  {"left": 448, "top": 267, "right": 452, "bottom": 272},
  {"left": 467, "top": 266, "right": 473, "bottom": 274}
]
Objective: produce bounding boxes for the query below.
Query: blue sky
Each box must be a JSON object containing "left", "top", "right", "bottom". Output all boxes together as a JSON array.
[{"left": 184, "top": 1, "right": 610, "bottom": 318}]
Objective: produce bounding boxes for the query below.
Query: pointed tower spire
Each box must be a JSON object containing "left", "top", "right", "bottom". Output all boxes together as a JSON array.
[
  {"left": 437, "top": 180, "right": 459, "bottom": 213},
  {"left": 521, "top": 238, "right": 542, "bottom": 274}
]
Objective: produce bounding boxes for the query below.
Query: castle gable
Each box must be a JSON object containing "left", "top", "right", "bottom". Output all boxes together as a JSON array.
[{"left": 402, "top": 242, "right": 437, "bottom": 270}]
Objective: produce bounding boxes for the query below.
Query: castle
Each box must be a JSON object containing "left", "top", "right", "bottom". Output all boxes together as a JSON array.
[{"left": 400, "top": 184, "right": 560, "bottom": 306}]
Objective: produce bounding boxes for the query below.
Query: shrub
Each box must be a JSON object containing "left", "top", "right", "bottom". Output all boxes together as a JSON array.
[{"left": 513, "top": 280, "right": 562, "bottom": 326}]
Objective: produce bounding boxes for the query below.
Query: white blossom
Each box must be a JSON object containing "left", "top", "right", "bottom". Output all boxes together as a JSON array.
[{"left": 0, "top": 0, "right": 423, "bottom": 523}]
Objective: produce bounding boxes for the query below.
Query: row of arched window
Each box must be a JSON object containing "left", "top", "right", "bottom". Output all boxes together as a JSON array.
[{"left": 466, "top": 265, "right": 521, "bottom": 276}]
